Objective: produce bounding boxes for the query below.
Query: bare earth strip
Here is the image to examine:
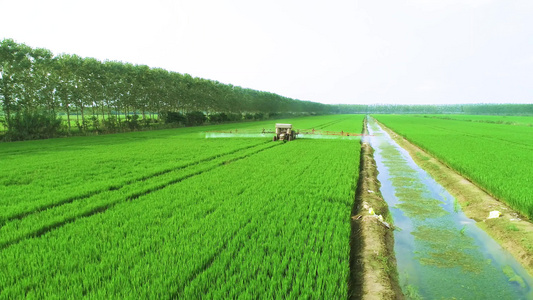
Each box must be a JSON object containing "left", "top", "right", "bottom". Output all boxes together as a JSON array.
[
  {"left": 350, "top": 121, "right": 403, "bottom": 300},
  {"left": 377, "top": 120, "right": 533, "bottom": 277}
]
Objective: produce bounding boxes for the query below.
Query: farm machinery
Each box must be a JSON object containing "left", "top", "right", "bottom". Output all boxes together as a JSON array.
[
  {"left": 206, "top": 123, "right": 366, "bottom": 141},
  {"left": 272, "top": 123, "right": 297, "bottom": 141}
]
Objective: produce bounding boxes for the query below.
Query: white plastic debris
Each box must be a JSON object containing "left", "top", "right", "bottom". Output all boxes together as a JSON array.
[
  {"left": 367, "top": 190, "right": 375, "bottom": 194},
  {"left": 488, "top": 211, "right": 501, "bottom": 219},
  {"left": 366, "top": 206, "right": 391, "bottom": 228},
  {"left": 375, "top": 214, "right": 390, "bottom": 228}
]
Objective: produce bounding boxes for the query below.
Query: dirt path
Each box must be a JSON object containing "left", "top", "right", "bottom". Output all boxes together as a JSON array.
[
  {"left": 350, "top": 122, "right": 403, "bottom": 299},
  {"left": 377, "top": 120, "right": 533, "bottom": 277}
]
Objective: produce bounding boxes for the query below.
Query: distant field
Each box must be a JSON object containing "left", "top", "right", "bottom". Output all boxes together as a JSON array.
[
  {"left": 416, "top": 114, "right": 533, "bottom": 126},
  {"left": 0, "top": 114, "right": 155, "bottom": 133},
  {"left": 0, "top": 114, "right": 364, "bottom": 298},
  {"left": 60, "top": 114, "right": 152, "bottom": 132},
  {"left": 375, "top": 115, "right": 533, "bottom": 218}
]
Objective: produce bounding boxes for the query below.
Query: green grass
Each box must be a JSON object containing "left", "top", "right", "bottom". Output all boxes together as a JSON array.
[{"left": 0, "top": 114, "right": 364, "bottom": 298}]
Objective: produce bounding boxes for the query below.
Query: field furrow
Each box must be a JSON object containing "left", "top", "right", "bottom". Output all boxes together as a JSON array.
[
  {"left": 1, "top": 140, "right": 270, "bottom": 224},
  {"left": 0, "top": 115, "right": 364, "bottom": 298},
  {"left": 0, "top": 142, "right": 283, "bottom": 249}
]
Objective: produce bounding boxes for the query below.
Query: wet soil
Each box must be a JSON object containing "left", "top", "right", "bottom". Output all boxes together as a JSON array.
[{"left": 350, "top": 121, "right": 403, "bottom": 299}]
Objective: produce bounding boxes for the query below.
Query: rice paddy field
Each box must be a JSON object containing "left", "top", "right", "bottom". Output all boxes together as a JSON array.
[
  {"left": 418, "top": 114, "right": 533, "bottom": 126},
  {"left": 0, "top": 115, "right": 364, "bottom": 298},
  {"left": 374, "top": 115, "right": 533, "bottom": 219},
  {"left": 3, "top": 113, "right": 533, "bottom": 298}
]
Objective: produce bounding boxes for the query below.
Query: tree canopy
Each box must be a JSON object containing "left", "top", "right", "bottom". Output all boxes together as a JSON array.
[{"left": 0, "top": 39, "right": 332, "bottom": 137}]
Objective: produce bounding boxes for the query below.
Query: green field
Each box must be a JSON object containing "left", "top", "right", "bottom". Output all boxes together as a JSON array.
[
  {"left": 0, "top": 114, "right": 364, "bottom": 298},
  {"left": 415, "top": 114, "right": 533, "bottom": 126},
  {"left": 375, "top": 115, "right": 533, "bottom": 218},
  {"left": 3, "top": 112, "right": 532, "bottom": 298},
  {"left": 0, "top": 114, "right": 154, "bottom": 133}
]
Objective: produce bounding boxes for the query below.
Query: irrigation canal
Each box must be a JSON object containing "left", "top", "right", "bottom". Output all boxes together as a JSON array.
[{"left": 366, "top": 117, "right": 533, "bottom": 299}]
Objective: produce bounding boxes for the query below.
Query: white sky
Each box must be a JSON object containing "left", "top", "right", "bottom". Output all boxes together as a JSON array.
[{"left": 2, "top": 0, "right": 533, "bottom": 105}]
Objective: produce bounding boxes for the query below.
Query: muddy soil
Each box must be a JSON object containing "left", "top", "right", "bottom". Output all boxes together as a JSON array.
[
  {"left": 350, "top": 122, "right": 403, "bottom": 299},
  {"left": 376, "top": 120, "right": 533, "bottom": 277}
]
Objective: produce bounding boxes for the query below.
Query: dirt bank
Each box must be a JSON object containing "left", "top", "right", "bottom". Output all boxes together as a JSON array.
[
  {"left": 376, "top": 120, "right": 533, "bottom": 277},
  {"left": 349, "top": 121, "right": 403, "bottom": 299}
]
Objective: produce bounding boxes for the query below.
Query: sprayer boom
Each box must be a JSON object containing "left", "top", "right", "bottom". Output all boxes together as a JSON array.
[
  {"left": 298, "top": 129, "right": 364, "bottom": 137},
  {"left": 205, "top": 124, "right": 371, "bottom": 140}
]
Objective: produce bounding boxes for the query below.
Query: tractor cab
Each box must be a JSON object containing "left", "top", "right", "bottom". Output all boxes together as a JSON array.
[{"left": 273, "top": 123, "right": 297, "bottom": 141}]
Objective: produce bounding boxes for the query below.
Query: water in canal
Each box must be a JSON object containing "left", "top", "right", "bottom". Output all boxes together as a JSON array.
[{"left": 366, "top": 117, "right": 533, "bottom": 299}]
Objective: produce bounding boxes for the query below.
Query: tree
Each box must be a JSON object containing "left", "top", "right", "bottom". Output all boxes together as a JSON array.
[
  {"left": 1, "top": 38, "right": 339, "bottom": 140},
  {"left": 0, "top": 39, "right": 33, "bottom": 129}
]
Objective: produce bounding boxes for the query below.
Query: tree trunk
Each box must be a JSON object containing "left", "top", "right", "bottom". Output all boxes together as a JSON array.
[
  {"left": 80, "top": 105, "right": 85, "bottom": 131},
  {"left": 124, "top": 106, "right": 128, "bottom": 129},
  {"left": 115, "top": 106, "right": 120, "bottom": 126},
  {"left": 3, "top": 95, "right": 11, "bottom": 130},
  {"left": 2, "top": 80, "right": 12, "bottom": 130},
  {"left": 66, "top": 105, "right": 71, "bottom": 133}
]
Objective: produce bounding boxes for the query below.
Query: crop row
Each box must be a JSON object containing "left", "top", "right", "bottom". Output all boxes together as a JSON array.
[
  {"left": 0, "top": 141, "right": 280, "bottom": 249},
  {"left": 414, "top": 114, "right": 533, "bottom": 127},
  {"left": 0, "top": 114, "right": 365, "bottom": 298},
  {"left": 0, "top": 137, "right": 268, "bottom": 224},
  {"left": 0, "top": 114, "right": 360, "bottom": 223},
  {"left": 375, "top": 115, "right": 533, "bottom": 218},
  {"left": 0, "top": 139, "right": 361, "bottom": 298}
]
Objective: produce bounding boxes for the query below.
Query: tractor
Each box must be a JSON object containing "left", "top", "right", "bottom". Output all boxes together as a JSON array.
[{"left": 273, "top": 123, "right": 297, "bottom": 141}]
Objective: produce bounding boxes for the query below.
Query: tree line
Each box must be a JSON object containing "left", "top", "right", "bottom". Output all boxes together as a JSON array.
[
  {"left": 0, "top": 39, "right": 332, "bottom": 140},
  {"left": 332, "top": 104, "right": 533, "bottom": 115},
  {"left": 2, "top": 39, "right": 531, "bottom": 141}
]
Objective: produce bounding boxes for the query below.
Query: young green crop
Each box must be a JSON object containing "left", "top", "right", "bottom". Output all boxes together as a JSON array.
[
  {"left": 0, "top": 115, "right": 360, "bottom": 223},
  {"left": 0, "top": 136, "right": 265, "bottom": 223},
  {"left": 375, "top": 115, "right": 533, "bottom": 218},
  {"left": 415, "top": 114, "right": 533, "bottom": 127},
  {"left": 0, "top": 114, "right": 365, "bottom": 298}
]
